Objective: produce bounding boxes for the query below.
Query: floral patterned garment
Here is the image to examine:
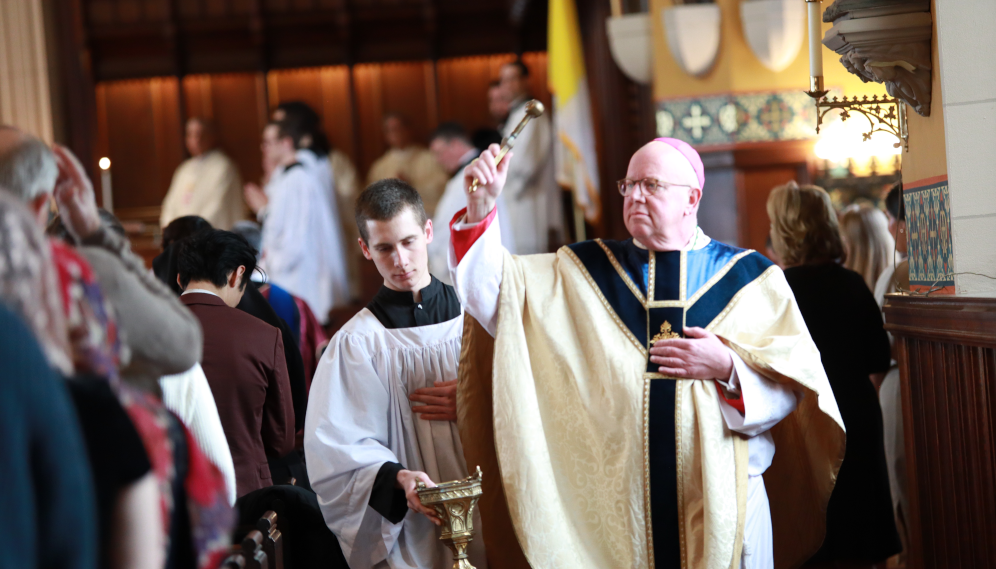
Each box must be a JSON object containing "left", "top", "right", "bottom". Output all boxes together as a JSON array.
[{"left": 50, "top": 239, "right": 232, "bottom": 568}]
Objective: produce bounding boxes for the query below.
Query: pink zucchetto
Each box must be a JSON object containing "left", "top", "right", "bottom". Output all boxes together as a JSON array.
[{"left": 653, "top": 137, "right": 705, "bottom": 190}]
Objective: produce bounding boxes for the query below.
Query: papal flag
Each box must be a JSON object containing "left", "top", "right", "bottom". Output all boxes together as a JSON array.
[{"left": 549, "top": 0, "right": 601, "bottom": 224}]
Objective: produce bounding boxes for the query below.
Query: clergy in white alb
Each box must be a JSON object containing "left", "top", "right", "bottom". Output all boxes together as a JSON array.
[
  {"left": 496, "top": 61, "right": 563, "bottom": 253},
  {"left": 254, "top": 122, "right": 348, "bottom": 323},
  {"left": 448, "top": 139, "right": 846, "bottom": 569},
  {"left": 427, "top": 122, "right": 516, "bottom": 284},
  {"left": 160, "top": 118, "right": 245, "bottom": 230},
  {"left": 305, "top": 179, "right": 486, "bottom": 569}
]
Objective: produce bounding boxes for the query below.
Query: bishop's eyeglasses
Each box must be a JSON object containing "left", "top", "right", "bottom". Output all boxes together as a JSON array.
[{"left": 617, "top": 178, "right": 692, "bottom": 197}]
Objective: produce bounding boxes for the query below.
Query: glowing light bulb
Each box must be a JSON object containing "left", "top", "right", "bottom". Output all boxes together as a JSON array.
[{"left": 99, "top": 157, "right": 111, "bottom": 170}]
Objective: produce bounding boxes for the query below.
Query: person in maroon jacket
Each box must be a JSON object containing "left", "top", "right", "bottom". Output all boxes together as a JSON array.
[{"left": 177, "top": 229, "right": 295, "bottom": 497}]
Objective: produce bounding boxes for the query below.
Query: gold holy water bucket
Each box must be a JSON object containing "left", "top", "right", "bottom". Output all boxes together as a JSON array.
[{"left": 416, "top": 466, "right": 483, "bottom": 569}]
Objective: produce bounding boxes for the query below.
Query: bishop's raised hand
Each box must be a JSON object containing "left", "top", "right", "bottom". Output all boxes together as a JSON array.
[{"left": 464, "top": 143, "right": 513, "bottom": 223}]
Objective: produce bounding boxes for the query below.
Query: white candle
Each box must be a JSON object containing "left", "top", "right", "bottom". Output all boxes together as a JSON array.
[
  {"left": 807, "top": 0, "right": 824, "bottom": 78},
  {"left": 99, "top": 157, "right": 114, "bottom": 213}
]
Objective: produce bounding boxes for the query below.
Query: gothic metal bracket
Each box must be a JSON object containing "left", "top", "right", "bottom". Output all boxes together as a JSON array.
[{"left": 806, "top": 92, "right": 909, "bottom": 152}]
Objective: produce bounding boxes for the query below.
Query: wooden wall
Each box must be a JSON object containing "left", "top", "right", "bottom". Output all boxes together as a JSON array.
[
  {"left": 884, "top": 294, "right": 996, "bottom": 569},
  {"left": 96, "top": 53, "right": 551, "bottom": 221}
]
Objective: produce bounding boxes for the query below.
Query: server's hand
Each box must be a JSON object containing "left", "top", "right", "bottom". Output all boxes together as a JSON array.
[
  {"left": 396, "top": 469, "right": 441, "bottom": 525},
  {"left": 409, "top": 380, "right": 457, "bottom": 422}
]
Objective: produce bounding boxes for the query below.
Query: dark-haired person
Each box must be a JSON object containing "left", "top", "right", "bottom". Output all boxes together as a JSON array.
[
  {"left": 497, "top": 60, "right": 562, "bottom": 253},
  {"left": 367, "top": 113, "right": 449, "bottom": 216},
  {"left": 767, "top": 182, "right": 900, "bottom": 568},
  {"left": 272, "top": 102, "right": 363, "bottom": 298},
  {"left": 178, "top": 229, "right": 295, "bottom": 497},
  {"left": 427, "top": 122, "right": 516, "bottom": 284},
  {"left": 304, "top": 179, "right": 486, "bottom": 569},
  {"left": 244, "top": 121, "right": 349, "bottom": 324},
  {"left": 160, "top": 117, "right": 245, "bottom": 230}
]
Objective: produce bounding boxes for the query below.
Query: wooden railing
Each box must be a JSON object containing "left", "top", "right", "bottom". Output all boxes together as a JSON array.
[{"left": 883, "top": 293, "right": 996, "bottom": 569}]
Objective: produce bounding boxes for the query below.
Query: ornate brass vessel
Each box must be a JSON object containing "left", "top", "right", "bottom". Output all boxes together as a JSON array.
[{"left": 416, "top": 466, "right": 483, "bottom": 569}]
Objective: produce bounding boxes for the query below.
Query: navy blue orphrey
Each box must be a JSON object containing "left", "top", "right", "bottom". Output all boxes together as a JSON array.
[{"left": 567, "top": 237, "right": 773, "bottom": 566}]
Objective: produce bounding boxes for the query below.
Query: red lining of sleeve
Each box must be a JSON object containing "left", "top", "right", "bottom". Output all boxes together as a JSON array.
[
  {"left": 450, "top": 206, "right": 498, "bottom": 264},
  {"left": 715, "top": 381, "right": 745, "bottom": 414}
]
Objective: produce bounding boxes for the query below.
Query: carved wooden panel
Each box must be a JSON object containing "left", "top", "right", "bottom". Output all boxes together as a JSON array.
[
  {"left": 884, "top": 294, "right": 996, "bottom": 569},
  {"left": 95, "top": 77, "right": 183, "bottom": 211}
]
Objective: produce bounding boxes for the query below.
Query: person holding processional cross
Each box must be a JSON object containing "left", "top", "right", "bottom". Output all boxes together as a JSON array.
[{"left": 449, "top": 138, "right": 846, "bottom": 569}]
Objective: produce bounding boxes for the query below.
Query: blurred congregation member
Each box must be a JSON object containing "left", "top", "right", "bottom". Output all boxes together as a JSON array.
[
  {"left": 367, "top": 112, "right": 449, "bottom": 216},
  {"left": 498, "top": 60, "right": 563, "bottom": 253},
  {"left": 160, "top": 117, "right": 245, "bottom": 230},
  {"left": 0, "top": 195, "right": 97, "bottom": 569},
  {"left": 840, "top": 203, "right": 895, "bottom": 292},
  {"left": 153, "top": 215, "right": 309, "bottom": 440},
  {"left": 875, "top": 181, "right": 911, "bottom": 554},
  {"left": 244, "top": 121, "right": 348, "bottom": 324},
  {"left": 272, "top": 101, "right": 363, "bottom": 300},
  {"left": 178, "top": 229, "right": 296, "bottom": 498},
  {"left": 767, "top": 181, "right": 901, "bottom": 568},
  {"left": 874, "top": 182, "right": 909, "bottom": 305},
  {"left": 47, "top": 152, "right": 239, "bottom": 507},
  {"left": 427, "top": 122, "right": 515, "bottom": 284},
  {"left": 232, "top": 220, "right": 329, "bottom": 385}
]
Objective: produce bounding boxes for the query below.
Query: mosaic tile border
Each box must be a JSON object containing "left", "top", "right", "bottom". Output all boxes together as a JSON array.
[
  {"left": 655, "top": 89, "right": 833, "bottom": 147},
  {"left": 904, "top": 178, "right": 954, "bottom": 287}
]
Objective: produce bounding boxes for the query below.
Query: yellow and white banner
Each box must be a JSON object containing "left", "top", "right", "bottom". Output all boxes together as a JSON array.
[{"left": 549, "top": 0, "right": 601, "bottom": 223}]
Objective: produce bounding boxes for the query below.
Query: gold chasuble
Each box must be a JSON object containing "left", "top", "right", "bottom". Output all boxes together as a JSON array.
[{"left": 457, "top": 231, "right": 845, "bottom": 569}]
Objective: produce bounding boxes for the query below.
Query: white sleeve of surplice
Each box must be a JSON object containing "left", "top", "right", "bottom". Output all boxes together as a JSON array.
[
  {"left": 304, "top": 332, "right": 403, "bottom": 566},
  {"left": 448, "top": 211, "right": 506, "bottom": 337},
  {"left": 716, "top": 349, "right": 801, "bottom": 437}
]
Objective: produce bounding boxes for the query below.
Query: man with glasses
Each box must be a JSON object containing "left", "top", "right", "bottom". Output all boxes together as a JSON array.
[{"left": 446, "top": 138, "right": 845, "bottom": 569}]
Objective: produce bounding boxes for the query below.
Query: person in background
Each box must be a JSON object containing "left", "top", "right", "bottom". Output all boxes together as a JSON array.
[
  {"left": 840, "top": 203, "right": 895, "bottom": 292},
  {"left": 427, "top": 122, "right": 515, "bottom": 284},
  {"left": 470, "top": 80, "right": 507, "bottom": 151},
  {"left": 178, "top": 229, "right": 296, "bottom": 498},
  {"left": 874, "top": 182, "right": 909, "bottom": 305},
  {"left": 498, "top": 60, "right": 563, "bottom": 253},
  {"left": 367, "top": 113, "right": 449, "bottom": 217},
  {"left": 160, "top": 117, "right": 245, "bottom": 230},
  {"left": 873, "top": 181, "right": 910, "bottom": 560},
  {"left": 232, "top": 220, "right": 329, "bottom": 386},
  {"left": 767, "top": 181, "right": 901, "bottom": 569},
  {"left": 245, "top": 121, "right": 348, "bottom": 324}
]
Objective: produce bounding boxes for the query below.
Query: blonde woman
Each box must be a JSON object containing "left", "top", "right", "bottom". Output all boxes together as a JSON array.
[
  {"left": 840, "top": 203, "right": 896, "bottom": 292},
  {"left": 767, "top": 181, "right": 900, "bottom": 568}
]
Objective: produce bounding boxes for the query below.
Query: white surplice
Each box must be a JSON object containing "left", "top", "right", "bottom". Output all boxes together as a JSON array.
[
  {"left": 260, "top": 163, "right": 348, "bottom": 323},
  {"left": 448, "top": 211, "right": 801, "bottom": 569},
  {"left": 500, "top": 97, "right": 563, "bottom": 254},
  {"left": 295, "top": 149, "right": 351, "bottom": 306},
  {"left": 304, "top": 309, "right": 487, "bottom": 569}
]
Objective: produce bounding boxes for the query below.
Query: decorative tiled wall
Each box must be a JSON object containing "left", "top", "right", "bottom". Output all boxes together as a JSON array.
[
  {"left": 655, "top": 90, "right": 830, "bottom": 146},
  {"left": 904, "top": 177, "right": 954, "bottom": 288}
]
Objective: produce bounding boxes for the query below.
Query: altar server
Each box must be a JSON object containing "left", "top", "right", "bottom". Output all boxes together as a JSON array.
[
  {"left": 250, "top": 121, "right": 348, "bottom": 323},
  {"left": 305, "top": 179, "right": 486, "bottom": 569}
]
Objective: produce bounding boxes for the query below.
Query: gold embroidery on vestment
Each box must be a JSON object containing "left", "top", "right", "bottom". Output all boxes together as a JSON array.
[
  {"left": 563, "top": 248, "right": 648, "bottom": 356},
  {"left": 686, "top": 250, "right": 755, "bottom": 306},
  {"left": 651, "top": 321, "right": 681, "bottom": 343},
  {"left": 595, "top": 239, "right": 647, "bottom": 306},
  {"left": 705, "top": 265, "right": 780, "bottom": 331},
  {"left": 643, "top": 374, "right": 655, "bottom": 569}
]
